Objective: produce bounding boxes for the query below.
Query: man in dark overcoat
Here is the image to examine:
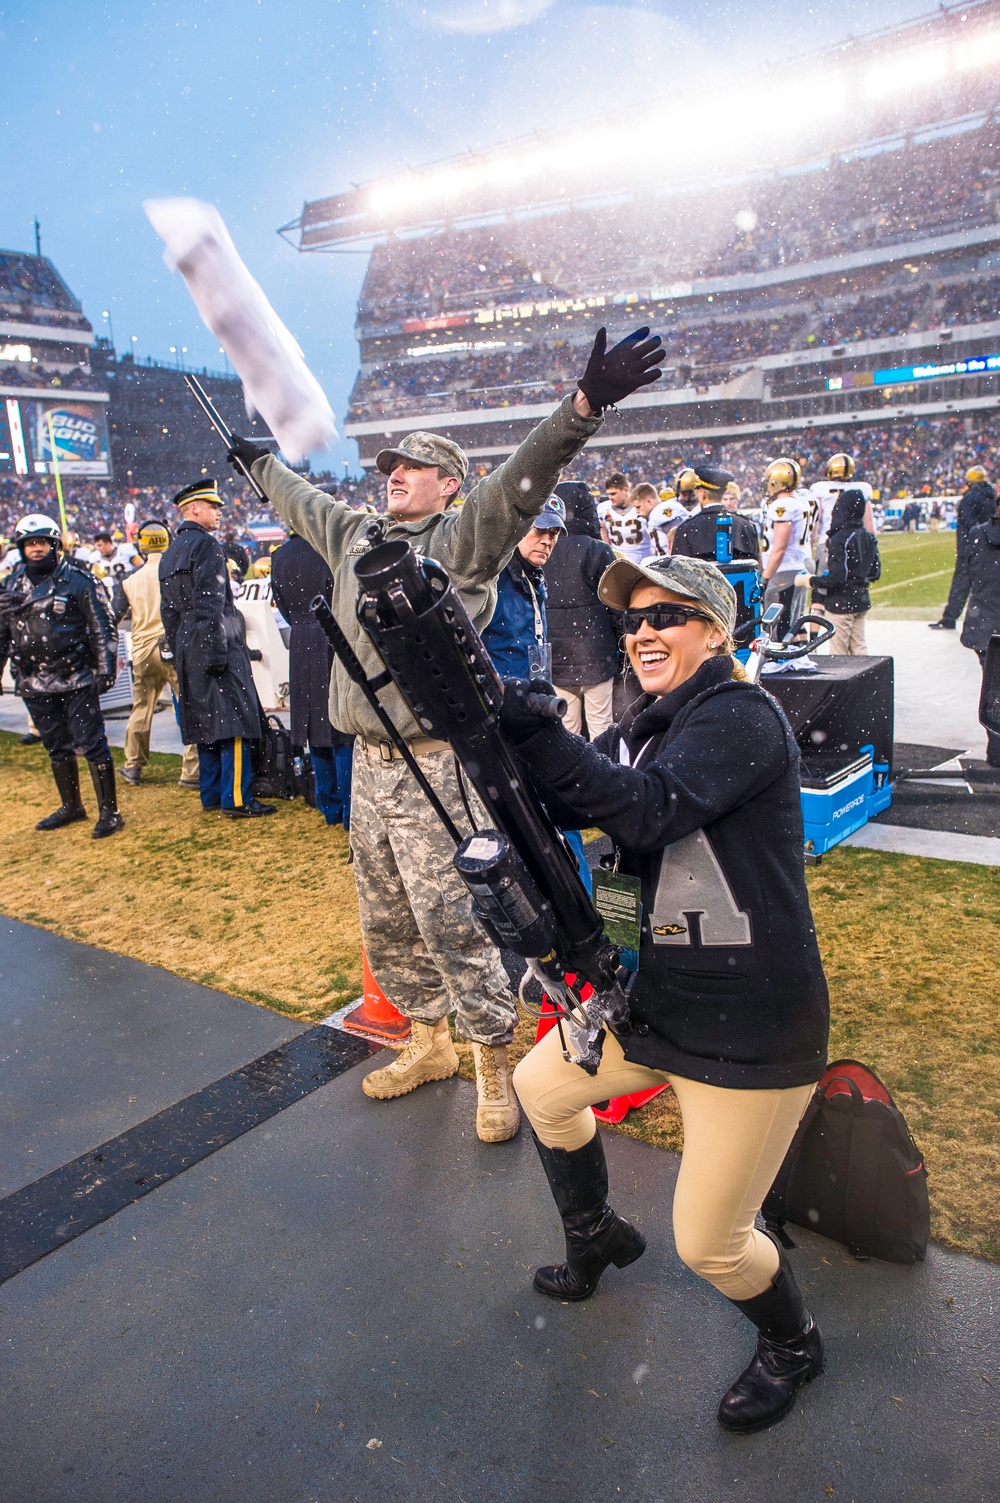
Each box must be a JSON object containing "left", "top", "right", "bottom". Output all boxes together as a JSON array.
[
  {"left": 546, "top": 480, "right": 620, "bottom": 740},
  {"left": 931, "top": 468, "right": 997, "bottom": 630},
  {"left": 270, "top": 532, "right": 354, "bottom": 826},
  {"left": 960, "top": 490, "right": 1000, "bottom": 766},
  {"left": 159, "top": 480, "right": 270, "bottom": 817}
]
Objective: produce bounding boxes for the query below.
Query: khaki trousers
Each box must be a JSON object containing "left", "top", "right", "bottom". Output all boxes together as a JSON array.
[
  {"left": 829, "top": 611, "right": 868, "bottom": 655},
  {"left": 513, "top": 1026, "right": 814, "bottom": 1299},
  {"left": 124, "top": 648, "right": 199, "bottom": 782},
  {"left": 554, "top": 679, "right": 615, "bottom": 740}
]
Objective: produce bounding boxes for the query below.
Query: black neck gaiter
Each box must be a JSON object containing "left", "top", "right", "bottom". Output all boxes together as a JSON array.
[{"left": 25, "top": 552, "right": 58, "bottom": 583}]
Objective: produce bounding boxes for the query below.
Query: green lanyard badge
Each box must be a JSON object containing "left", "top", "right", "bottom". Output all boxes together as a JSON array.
[{"left": 592, "top": 853, "right": 643, "bottom": 955}]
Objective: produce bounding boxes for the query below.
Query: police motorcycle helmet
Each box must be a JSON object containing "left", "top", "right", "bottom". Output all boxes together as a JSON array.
[
  {"left": 14, "top": 514, "right": 62, "bottom": 558},
  {"left": 765, "top": 457, "right": 802, "bottom": 498},
  {"left": 826, "top": 453, "right": 855, "bottom": 481}
]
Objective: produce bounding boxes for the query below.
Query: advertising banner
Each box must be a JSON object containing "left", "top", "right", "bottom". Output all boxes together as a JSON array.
[{"left": 31, "top": 400, "right": 110, "bottom": 477}]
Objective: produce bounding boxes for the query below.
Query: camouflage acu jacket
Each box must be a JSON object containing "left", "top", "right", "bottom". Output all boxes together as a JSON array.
[{"left": 253, "top": 394, "right": 602, "bottom": 742}]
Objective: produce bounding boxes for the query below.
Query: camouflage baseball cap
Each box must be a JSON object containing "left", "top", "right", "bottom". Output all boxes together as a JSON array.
[
  {"left": 598, "top": 553, "right": 737, "bottom": 635},
  {"left": 375, "top": 431, "right": 468, "bottom": 484}
]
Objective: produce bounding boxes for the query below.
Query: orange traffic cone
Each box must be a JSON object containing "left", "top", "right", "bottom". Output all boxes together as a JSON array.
[{"left": 340, "top": 949, "right": 412, "bottom": 1044}]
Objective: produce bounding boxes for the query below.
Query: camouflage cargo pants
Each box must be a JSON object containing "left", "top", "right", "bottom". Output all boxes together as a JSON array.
[{"left": 350, "top": 743, "right": 517, "bottom": 1044}]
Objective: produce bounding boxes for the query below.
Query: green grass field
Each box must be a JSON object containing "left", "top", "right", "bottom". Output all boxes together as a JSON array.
[
  {"left": 1, "top": 732, "right": 997, "bottom": 1259},
  {"left": 868, "top": 530, "right": 956, "bottom": 618}
]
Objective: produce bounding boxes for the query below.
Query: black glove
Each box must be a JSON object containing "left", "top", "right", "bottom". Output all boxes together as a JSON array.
[
  {"left": 227, "top": 434, "right": 270, "bottom": 474},
  {"left": 205, "top": 661, "right": 227, "bottom": 678},
  {"left": 247, "top": 647, "right": 263, "bottom": 662},
  {"left": 499, "top": 679, "right": 563, "bottom": 745},
  {"left": 97, "top": 672, "right": 116, "bottom": 695},
  {"left": 577, "top": 326, "right": 665, "bottom": 413}
]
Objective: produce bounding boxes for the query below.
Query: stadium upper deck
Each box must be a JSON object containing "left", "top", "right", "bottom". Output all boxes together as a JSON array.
[
  {"left": 279, "top": 0, "right": 1000, "bottom": 469},
  {"left": 0, "top": 249, "right": 110, "bottom": 479}
]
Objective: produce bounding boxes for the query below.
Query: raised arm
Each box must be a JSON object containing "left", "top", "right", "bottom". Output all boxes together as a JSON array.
[
  {"left": 441, "top": 328, "right": 665, "bottom": 591},
  {"left": 441, "top": 393, "right": 602, "bottom": 592}
]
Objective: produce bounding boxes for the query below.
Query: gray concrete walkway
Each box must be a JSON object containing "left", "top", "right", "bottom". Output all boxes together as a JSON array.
[{"left": 0, "top": 921, "right": 996, "bottom": 1503}]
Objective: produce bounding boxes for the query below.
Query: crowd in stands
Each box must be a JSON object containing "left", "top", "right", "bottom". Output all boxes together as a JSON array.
[
  {"left": 348, "top": 264, "right": 1000, "bottom": 423},
  {"left": 940, "top": 274, "right": 1000, "bottom": 327},
  {"left": 359, "top": 240, "right": 561, "bottom": 318},
  {"left": 351, "top": 312, "right": 827, "bottom": 419},
  {"left": 0, "top": 251, "right": 79, "bottom": 313},
  {"left": 560, "top": 412, "right": 998, "bottom": 502},
  {"left": 357, "top": 116, "right": 1000, "bottom": 326},
  {"left": 0, "top": 471, "right": 381, "bottom": 563},
  {"left": 0, "top": 361, "right": 102, "bottom": 391}
]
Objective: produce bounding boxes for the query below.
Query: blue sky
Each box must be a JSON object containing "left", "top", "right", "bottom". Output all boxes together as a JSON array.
[{"left": 2, "top": 0, "right": 932, "bottom": 471}]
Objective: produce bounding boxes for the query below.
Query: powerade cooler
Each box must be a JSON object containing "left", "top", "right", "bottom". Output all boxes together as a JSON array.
[
  {"left": 711, "top": 516, "right": 892, "bottom": 857},
  {"left": 799, "top": 746, "right": 892, "bottom": 857}
]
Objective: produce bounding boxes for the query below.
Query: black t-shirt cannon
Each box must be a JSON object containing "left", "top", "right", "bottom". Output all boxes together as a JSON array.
[{"left": 310, "top": 534, "right": 627, "bottom": 1072}]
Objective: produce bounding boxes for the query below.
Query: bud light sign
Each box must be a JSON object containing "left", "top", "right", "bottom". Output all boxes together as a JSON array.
[{"left": 32, "top": 400, "right": 110, "bottom": 476}]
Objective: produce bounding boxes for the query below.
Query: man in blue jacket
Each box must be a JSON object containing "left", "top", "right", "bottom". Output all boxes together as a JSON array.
[{"left": 481, "top": 495, "right": 567, "bottom": 680}]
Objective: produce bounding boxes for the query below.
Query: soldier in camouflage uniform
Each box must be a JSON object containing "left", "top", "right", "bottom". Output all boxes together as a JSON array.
[{"left": 227, "top": 328, "right": 664, "bottom": 1142}]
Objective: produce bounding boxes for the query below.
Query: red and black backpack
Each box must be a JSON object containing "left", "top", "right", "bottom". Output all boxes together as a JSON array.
[{"left": 763, "top": 1059, "right": 930, "bottom": 1265}]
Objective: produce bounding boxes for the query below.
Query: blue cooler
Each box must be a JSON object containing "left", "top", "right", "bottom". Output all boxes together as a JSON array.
[
  {"left": 718, "top": 559, "right": 762, "bottom": 665},
  {"left": 799, "top": 749, "right": 874, "bottom": 856},
  {"left": 714, "top": 513, "right": 763, "bottom": 666}
]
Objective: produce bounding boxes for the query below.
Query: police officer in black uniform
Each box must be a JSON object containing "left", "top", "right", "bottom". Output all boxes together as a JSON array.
[
  {"left": 0, "top": 513, "right": 124, "bottom": 837},
  {"left": 670, "top": 464, "right": 760, "bottom": 561},
  {"left": 159, "top": 480, "right": 270, "bottom": 817}
]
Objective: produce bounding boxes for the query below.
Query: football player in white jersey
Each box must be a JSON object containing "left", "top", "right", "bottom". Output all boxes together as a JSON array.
[
  {"left": 635, "top": 483, "right": 689, "bottom": 556},
  {"left": 810, "top": 454, "right": 874, "bottom": 575},
  {"left": 598, "top": 470, "right": 653, "bottom": 563},
  {"left": 762, "top": 457, "right": 814, "bottom": 627}
]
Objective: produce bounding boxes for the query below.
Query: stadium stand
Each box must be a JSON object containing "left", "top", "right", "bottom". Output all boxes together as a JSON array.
[{"left": 272, "top": 1, "right": 1000, "bottom": 488}]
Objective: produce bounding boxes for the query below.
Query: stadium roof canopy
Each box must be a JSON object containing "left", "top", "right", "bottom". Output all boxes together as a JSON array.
[{"left": 280, "top": 0, "right": 1000, "bottom": 252}]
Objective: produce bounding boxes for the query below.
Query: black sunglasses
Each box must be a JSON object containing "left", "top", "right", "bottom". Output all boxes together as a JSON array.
[{"left": 621, "top": 602, "right": 712, "bottom": 634}]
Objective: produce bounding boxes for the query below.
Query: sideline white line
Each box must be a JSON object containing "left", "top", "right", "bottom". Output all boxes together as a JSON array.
[{"left": 843, "top": 823, "right": 1000, "bottom": 866}]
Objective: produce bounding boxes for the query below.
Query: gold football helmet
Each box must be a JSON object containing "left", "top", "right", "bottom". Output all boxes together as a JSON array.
[
  {"left": 765, "top": 457, "right": 801, "bottom": 498},
  {"left": 826, "top": 453, "right": 854, "bottom": 481},
  {"left": 674, "top": 466, "right": 698, "bottom": 495},
  {"left": 965, "top": 466, "right": 988, "bottom": 484}
]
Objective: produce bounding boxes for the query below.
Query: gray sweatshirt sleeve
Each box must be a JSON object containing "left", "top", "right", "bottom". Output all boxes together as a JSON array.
[
  {"left": 437, "top": 394, "right": 602, "bottom": 592},
  {"left": 251, "top": 457, "right": 362, "bottom": 567}
]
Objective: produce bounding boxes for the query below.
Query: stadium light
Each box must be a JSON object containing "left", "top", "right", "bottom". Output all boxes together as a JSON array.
[{"left": 292, "top": 6, "right": 1000, "bottom": 249}]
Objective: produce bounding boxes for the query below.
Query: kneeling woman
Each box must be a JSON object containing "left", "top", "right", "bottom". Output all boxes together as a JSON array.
[{"left": 504, "top": 554, "right": 829, "bottom": 1434}]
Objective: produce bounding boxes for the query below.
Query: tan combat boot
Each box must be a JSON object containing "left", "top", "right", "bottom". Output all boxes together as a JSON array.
[
  {"left": 472, "top": 1042, "right": 521, "bottom": 1143},
  {"left": 362, "top": 1017, "right": 460, "bottom": 1100}
]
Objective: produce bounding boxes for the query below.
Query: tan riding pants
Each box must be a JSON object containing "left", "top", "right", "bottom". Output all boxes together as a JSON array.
[{"left": 512, "top": 1026, "right": 814, "bottom": 1299}]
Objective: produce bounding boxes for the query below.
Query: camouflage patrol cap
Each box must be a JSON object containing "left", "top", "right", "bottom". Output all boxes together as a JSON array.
[
  {"left": 598, "top": 553, "right": 737, "bottom": 636},
  {"left": 375, "top": 431, "right": 468, "bottom": 484}
]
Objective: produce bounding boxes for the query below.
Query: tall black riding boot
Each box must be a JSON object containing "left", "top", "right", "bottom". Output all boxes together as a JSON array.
[
  {"left": 717, "top": 1251, "right": 824, "bottom": 1434},
  {"left": 36, "top": 758, "right": 88, "bottom": 831},
  {"left": 88, "top": 759, "right": 125, "bottom": 839},
  {"left": 531, "top": 1131, "right": 645, "bottom": 1300}
]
